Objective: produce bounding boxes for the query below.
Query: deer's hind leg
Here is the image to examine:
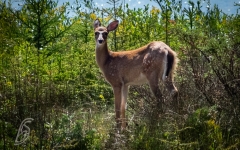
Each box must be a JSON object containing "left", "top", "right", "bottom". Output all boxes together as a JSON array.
[
  {"left": 146, "top": 72, "right": 164, "bottom": 110},
  {"left": 164, "top": 77, "right": 178, "bottom": 98},
  {"left": 164, "top": 75, "right": 179, "bottom": 111}
]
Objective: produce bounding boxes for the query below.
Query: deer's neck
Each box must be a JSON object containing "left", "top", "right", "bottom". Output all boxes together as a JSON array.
[{"left": 95, "top": 42, "right": 110, "bottom": 71}]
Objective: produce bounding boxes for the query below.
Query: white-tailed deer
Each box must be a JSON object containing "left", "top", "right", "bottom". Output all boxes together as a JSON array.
[{"left": 93, "top": 19, "right": 179, "bottom": 130}]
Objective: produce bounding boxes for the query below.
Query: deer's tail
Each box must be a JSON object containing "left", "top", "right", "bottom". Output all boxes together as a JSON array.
[{"left": 165, "top": 50, "right": 179, "bottom": 80}]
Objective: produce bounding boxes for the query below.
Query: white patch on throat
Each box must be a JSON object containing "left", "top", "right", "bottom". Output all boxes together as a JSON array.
[{"left": 96, "top": 42, "right": 103, "bottom": 48}]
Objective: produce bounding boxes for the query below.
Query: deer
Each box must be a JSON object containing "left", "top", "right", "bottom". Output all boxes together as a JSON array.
[{"left": 93, "top": 19, "right": 179, "bottom": 130}]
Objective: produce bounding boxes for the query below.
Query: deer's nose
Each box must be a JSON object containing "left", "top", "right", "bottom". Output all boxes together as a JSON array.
[{"left": 98, "top": 40, "right": 103, "bottom": 44}]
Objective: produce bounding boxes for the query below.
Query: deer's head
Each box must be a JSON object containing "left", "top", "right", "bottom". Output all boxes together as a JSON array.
[{"left": 93, "top": 19, "right": 119, "bottom": 46}]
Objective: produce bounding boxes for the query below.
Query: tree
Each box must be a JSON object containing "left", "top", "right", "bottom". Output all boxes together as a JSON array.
[
  {"left": 13, "top": 0, "right": 72, "bottom": 52},
  {"left": 4, "top": 0, "right": 74, "bottom": 148}
]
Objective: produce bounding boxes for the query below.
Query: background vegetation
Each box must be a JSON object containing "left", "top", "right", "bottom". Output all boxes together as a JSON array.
[{"left": 0, "top": 0, "right": 239, "bottom": 149}]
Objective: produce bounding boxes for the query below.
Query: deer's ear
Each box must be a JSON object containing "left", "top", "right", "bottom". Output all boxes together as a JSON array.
[
  {"left": 94, "top": 19, "right": 101, "bottom": 29},
  {"left": 107, "top": 20, "right": 119, "bottom": 31}
]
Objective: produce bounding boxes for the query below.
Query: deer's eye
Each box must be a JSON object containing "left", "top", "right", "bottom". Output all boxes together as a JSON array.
[
  {"left": 95, "top": 32, "right": 99, "bottom": 36},
  {"left": 103, "top": 32, "right": 108, "bottom": 36}
]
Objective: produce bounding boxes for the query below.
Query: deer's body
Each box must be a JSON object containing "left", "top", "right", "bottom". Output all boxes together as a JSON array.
[{"left": 94, "top": 19, "right": 179, "bottom": 130}]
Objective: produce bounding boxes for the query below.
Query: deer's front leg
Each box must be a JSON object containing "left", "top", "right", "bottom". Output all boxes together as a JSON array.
[
  {"left": 113, "top": 86, "right": 122, "bottom": 129},
  {"left": 121, "top": 85, "right": 128, "bottom": 129}
]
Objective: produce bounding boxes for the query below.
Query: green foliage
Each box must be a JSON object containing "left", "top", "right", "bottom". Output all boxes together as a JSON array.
[
  {"left": 14, "top": 0, "right": 72, "bottom": 50},
  {"left": 180, "top": 106, "right": 223, "bottom": 149}
]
